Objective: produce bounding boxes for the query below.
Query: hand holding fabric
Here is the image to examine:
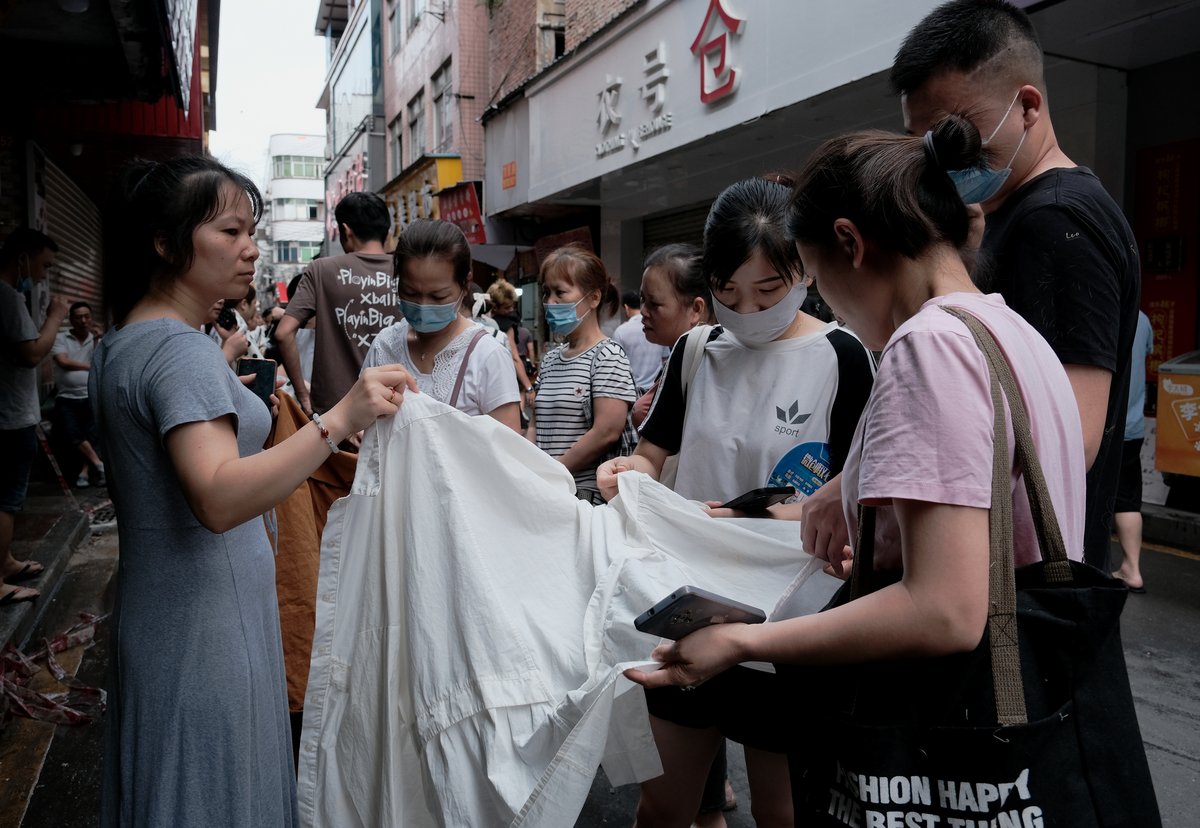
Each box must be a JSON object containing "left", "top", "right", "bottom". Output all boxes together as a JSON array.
[{"left": 623, "top": 622, "right": 750, "bottom": 690}]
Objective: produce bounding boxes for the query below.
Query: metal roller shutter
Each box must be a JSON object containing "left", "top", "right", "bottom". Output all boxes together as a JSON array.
[
  {"left": 44, "top": 159, "right": 104, "bottom": 321},
  {"left": 641, "top": 203, "right": 710, "bottom": 260}
]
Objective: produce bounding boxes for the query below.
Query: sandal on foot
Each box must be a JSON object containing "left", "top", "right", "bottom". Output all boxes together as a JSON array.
[
  {"left": 0, "top": 585, "right": 39, "bottom": 606},
  {"left": 7, "top": 560, "right": 45, "bottom": 583}
]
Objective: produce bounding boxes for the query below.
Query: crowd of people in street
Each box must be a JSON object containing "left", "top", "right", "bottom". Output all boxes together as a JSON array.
[{"left": 0, "top": 2, "right": 1167, "bottom": 826}]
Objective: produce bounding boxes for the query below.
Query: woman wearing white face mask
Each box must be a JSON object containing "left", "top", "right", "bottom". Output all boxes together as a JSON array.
[
  {"left": 528, "top": 243, "right": 637, "bottom": 505},
  {"left": 597, "top": 176, "right": 876, "bottom": 828},
  {"left": 363, "top": 220, "right": 521, "bottom": 431}
]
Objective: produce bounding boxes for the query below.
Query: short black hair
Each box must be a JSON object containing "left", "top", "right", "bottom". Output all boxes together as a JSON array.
[
  {"left": 104, "top": 157, "right": 262, "bottom": 324},
  {"left": 890, "top": 0, "right": 1043, "bottom": 96},
  {"left": 621, "top": 290, "right": 641, "bottom": 309},
  {"left": 0, "top": 228, "right": 58, "bottom": 267},
  {"left": 69, "top": 301, "right": 92, "bottom": 316},
  {"left": 335, "top": 192, "right": 391, "bottom": 244},
  {"left": 643, "top": 243, "right": 712, "bottom": 322},
  {"left": 702, "top": 178, "right": 802, "bottom": 290}
]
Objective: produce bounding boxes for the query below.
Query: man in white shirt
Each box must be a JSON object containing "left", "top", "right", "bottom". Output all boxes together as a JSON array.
[
  {"left": 612, "top": 290, "right": 669, "bottom": 394},
  {"left": 0, "top": 228, "right": 68, "bottom": 604},
  {"left": 51, "top": 301, "right": 105, "bottom": 488}
]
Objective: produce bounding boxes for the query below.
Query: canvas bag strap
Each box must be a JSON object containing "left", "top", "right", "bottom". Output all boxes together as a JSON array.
[
  {"left": 941, "top": 307, "right": 1072, "bottom": 579},
  {"left": 449, "top": 328, "right": 490, "bottom": 409},
  {"left": 849, "top": 327, "right": 1028, "bottom": 724}
]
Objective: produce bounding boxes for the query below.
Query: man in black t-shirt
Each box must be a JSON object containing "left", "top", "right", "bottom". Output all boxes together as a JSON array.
[{"left": 892, "top": 1, "right": 1140, "bottom": 571}]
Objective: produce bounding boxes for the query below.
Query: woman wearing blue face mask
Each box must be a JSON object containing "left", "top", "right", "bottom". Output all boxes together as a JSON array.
[
  {"left": 528, "top": 243, "right": 637, "bottom": 505},
  {"left": 597, "top": 176, "right": 876, "bottom": 828},
  {"left": 363, "top": 220, "right": 522, "bottom": 431}
]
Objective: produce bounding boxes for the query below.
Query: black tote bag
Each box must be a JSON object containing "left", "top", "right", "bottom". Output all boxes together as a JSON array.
[{"left": 789, "top": 307, "right": 1161, "bottom": 828}]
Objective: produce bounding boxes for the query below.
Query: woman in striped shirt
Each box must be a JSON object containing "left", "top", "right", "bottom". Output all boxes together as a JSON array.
[{"left": 529, "top": 244, "right": 637, "bottom": 504}]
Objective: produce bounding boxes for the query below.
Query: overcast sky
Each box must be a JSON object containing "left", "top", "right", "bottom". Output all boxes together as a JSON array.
[{"left": 207, "top": 0, "right": 328, "bottom": 189}]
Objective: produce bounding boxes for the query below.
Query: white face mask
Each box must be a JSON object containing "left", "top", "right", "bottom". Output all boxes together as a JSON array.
[{"left": 713, "top": 282, "right": 807, "bottom": 345}]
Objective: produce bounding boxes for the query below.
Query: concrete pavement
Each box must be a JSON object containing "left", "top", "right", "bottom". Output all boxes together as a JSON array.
[{"left": 2, "top": 499, "right": 1197, "bottom": 826}]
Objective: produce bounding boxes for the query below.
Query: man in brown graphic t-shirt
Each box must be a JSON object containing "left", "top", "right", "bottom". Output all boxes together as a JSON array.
[{"left": 276, "top": 192, "right": 398, "bottom": 417}]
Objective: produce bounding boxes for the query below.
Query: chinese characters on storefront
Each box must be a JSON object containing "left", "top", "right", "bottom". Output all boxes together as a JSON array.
[
  {"left": 594, "top": 0, "right": 746, "bottom": 160},
  {"left": 382, "top": 156, "right": 464, "bottom": 249}
]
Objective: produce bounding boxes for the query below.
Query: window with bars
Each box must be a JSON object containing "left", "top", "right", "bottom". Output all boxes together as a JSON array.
[
  {"left": 389, "top": 0, "right": 403, "bottom": 54},
  {"left": 388, "top": 117, "right": 403, "bottom": 178},
  {"left": 274, "top": 241, "right": 323, "bottom": 263},
  {"left": 432, "top": 61, "right": 453, "bottom": 153},
  {"left": 272, "top": 155, "right": 323, "bottom": 179},
  {"left": 408, "top": 91, "right": 426, "bottom": 163},
  {"left": 272, "top": 199, "right": 321, "bottom": 221}
]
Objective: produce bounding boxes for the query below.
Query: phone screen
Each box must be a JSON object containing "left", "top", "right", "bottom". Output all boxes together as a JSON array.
[{"left": 237, "top": 358, "right": 276, "bottom": 408}]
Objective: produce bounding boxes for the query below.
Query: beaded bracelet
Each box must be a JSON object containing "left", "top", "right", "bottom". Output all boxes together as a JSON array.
[{"left": 311, "top": 411, "right": 341, "bottom": 454}]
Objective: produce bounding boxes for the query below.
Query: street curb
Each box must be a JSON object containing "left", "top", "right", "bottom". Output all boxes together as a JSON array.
[
  {"left": 1, "top": 508, "right": 90, "bottom": 652},
  {"left": 1142, "top": 503, "right": 1200, "bottom": 552}
]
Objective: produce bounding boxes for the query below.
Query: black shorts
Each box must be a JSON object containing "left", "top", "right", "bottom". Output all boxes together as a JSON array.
[
  {"left": 644, "top": 665, "right": 798, "bottom": 754},
  {"left": 54, "top": 395, "right": 96, "bottom": 446},
  {"left": 1114, "top": 438, "right": 1144, "bottom": 514},
  {"left": 0, "top": 426, "right": 38, "bottom": 513}
]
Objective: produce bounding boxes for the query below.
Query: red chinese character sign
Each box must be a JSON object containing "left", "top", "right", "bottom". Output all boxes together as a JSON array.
[
  {"left": 440, "top": 183, "right": 487, "bottom": 245},
  {"left": 690, "top": 0, "right": 746, "bottom": 105}
]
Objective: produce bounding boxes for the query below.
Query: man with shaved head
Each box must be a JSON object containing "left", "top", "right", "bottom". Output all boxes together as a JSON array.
[{"left": 893, "top": 0, "right": 1141, "bottom": 572}]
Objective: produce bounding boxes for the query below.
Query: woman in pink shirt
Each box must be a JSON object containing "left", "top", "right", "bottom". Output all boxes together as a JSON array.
[{"left": 625, "top": 115, "right": 1086, "bottom": 820}]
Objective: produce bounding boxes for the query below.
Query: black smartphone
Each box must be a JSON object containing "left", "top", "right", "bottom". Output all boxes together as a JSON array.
[
  {"left": 634, "top": 586, "right": 767, "bottom": 640},
  {"left": 717, "top": 485, "right": 795, "bottom": 513},
  {"left": 216, "top": 305, "right": 238, "bottom": 331},
  {"left": 237, "top": 358, "right": 276, "bottom": 408}
]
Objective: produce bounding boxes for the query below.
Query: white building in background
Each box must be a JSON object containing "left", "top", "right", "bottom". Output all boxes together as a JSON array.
[{"left": 259, "top": 133, "right": 326, "bottom": 303}]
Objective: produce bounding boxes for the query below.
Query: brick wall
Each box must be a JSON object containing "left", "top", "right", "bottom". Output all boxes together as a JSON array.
[
  {"left": 487, "top": 0, "right": 539, "bottom": 106},
  {"left": 564, "top": 0, "right": 640, "bottom": 52},
  {"left": 381, "top": 0, "right": 490, "bottom": 181}
]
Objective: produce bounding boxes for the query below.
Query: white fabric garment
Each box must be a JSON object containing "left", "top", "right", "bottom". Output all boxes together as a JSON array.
[{"left": 298, "top": 393, "right": 835, "bottom": 827}]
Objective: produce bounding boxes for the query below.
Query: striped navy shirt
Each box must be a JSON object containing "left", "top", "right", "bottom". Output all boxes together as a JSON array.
[{"left": 534, "top": 339, "right": 636, "bottom": 498}]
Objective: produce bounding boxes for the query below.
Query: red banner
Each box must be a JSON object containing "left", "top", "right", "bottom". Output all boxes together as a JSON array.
[{"left": 439, "top": 182, "right": 486, "bottom": 245}]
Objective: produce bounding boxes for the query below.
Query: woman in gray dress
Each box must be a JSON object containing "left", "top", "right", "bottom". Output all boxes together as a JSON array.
[{"left": 93, "top": 156, "right": 414, "bottom": 827}]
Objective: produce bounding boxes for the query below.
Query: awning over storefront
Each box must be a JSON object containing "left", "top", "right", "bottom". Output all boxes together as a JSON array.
[{"left": 470, "top": 244, "right": 533, "bottom": 271}]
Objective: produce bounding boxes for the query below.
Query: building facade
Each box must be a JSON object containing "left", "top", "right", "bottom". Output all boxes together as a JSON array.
[
  {"left": 378, "top": 0, "right": 490, "bottom": 252},
  {"left": 260, "top": 133, "right": 326, "bottom": 302},
  {"left": 316, "top": 0, "right": 387, "bottom": 257},
  {"left": 481, "top": 0, "right": 1200, "bottom": 374}
]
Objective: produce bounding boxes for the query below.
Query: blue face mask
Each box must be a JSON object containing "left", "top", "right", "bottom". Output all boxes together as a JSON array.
[
  {"left": 399, "top": 295, "right": 461, "bottom": 333},
  {"left": 947, "top": 90, "right": 1027, "bottom": 205},
  {"left": 544, "top": 297, "right": 591, "bottom": 336}
]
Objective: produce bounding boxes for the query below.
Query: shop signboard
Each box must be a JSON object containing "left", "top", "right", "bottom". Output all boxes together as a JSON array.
[
  {"left": 522, "top": 0, "right": 937, "bottom": 202},
  {"left": 382, "top": 156, "right": 464, "bottom": 249},
  {"left": 439, "top": 182, "right": 487, "bottom": 245},
  {"left": 325, "top": 149, "right": 369, "bottom": 244}
]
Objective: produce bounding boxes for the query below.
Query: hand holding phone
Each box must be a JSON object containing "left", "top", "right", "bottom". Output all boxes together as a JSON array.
[
  {"left": 237, "top": 358, "right": 277, "bottom": 409},
  {"left": 717, "top": 486, "right": 795, "bottom": 513},
  {"left": 634, "top": 586, "right": 766, "bottom": 640}
]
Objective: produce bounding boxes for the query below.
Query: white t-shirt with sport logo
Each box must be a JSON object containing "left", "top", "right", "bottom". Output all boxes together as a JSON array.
[{"left": 640, "top": 321, "right": 875, "bottom": 503}]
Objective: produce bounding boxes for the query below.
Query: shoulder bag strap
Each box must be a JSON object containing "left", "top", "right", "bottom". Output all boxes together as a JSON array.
[
  {"left": 448, "top": 328, "right": 489, "bottom": 409},
  {"left": 940, "top": 307, "right": 1072, "bottom": 578},
  {"left": 679, "top": 324, "right": 714, "bottom": 404}
]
